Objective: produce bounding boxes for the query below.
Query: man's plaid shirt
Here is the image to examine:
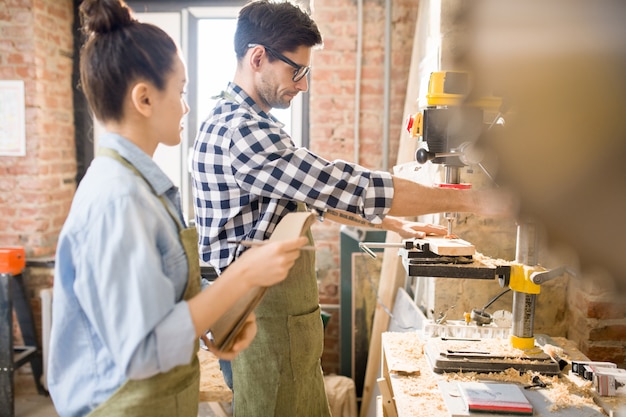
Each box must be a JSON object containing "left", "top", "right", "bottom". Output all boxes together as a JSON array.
[{"left": 191, "top": 82, "right": 394, "bottom": 273}]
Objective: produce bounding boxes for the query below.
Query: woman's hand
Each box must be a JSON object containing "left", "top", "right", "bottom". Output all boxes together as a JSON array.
[
  {"left": 203, "top": 313, "right": 258, "bottom": 360},
  {"left": 235, "top": 236, "right": 309, "bottom": 288}
]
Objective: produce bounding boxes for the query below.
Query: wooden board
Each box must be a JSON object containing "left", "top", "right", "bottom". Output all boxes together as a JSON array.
[
  {"left": 415, "top": 237, "right": 475, "bottom": 257},
  {"left": 198, "top": 349, "right": 232, "bottom": 403},
  {"left": 352, "top": 253, "right": 383, "bottom": 398}
]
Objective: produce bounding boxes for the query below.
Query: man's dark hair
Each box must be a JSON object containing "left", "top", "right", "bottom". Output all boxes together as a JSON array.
[{"left": 234, "top": 0, "right": 323, "bottom": 60}]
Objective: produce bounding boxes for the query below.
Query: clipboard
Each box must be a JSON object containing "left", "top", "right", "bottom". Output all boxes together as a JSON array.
[{"left": 209, "top": 211, "right": 316, "bottom": 351}]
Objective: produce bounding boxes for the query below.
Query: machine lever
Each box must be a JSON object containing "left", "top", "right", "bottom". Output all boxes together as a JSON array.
[
  {"left": 358, "top": 241, "right": 407, "bottom": 259},
  {"left": 530, "top": 265, "right": 576, "bottom": 285},
  {"left": 415, "top": 148, "right": 464, "bottom": 164},
  {"left": 415, "top": 148, "right": 436, "bottom": 164}
]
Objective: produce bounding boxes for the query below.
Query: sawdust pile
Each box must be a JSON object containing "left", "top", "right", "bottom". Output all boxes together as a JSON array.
[
  {"left": 383, "top": 331, "right": 424, "bottom": 374},
  {"left": 473, "top": 251, "right": 512, "bottom": 267}
]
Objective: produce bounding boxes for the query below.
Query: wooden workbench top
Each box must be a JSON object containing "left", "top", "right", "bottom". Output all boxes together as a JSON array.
[
  {"left": 198, "top": 348, "right": 232, "bottom": 403},
  {"left": 380, "top": 332, "right": 619, "bottom": 417}
]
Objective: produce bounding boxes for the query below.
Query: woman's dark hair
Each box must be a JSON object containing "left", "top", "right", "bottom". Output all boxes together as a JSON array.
[
  {"left": 234, "top": 0, "right": 323, "bottom": 60},
  {"left": 79, "top": 0, "right": 178, "bottom": 122}
]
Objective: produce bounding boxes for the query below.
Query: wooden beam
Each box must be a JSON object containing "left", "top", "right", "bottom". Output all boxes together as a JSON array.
[{"left": 359, "top": 1, "right": 439, "bottom": 414}]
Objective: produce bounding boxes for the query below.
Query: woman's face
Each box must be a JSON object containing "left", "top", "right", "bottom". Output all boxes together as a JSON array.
[{"left": 152, "top": 53, "right": 190, "bottom": 147}]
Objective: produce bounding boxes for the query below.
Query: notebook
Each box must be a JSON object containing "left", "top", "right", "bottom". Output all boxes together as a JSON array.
[{"left": 457, "top": 382, "right": 533, "bottom": 415}]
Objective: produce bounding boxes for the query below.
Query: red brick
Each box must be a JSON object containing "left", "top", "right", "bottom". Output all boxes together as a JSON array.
[
  {"left": 587, "top": 301, "right": 625, "bottom": 320},
  {"left": 589, "top": 324, "right": 626, "bottom": 342},
  {"left": 584, "top": 344, "right": 626, "bottom": 367}
]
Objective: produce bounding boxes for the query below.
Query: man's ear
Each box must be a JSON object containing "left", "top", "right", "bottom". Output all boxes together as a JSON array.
[
  {"left": 130, "top": 82, "right": 153, "bottom": 118},
  {"left": 248, "top": 46, "right": 264, "bottom": 72}
]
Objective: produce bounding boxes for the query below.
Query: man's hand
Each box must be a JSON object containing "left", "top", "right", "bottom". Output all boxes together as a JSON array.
[{"left": 381, "top": 216, "right": 447, "bottom": 239}]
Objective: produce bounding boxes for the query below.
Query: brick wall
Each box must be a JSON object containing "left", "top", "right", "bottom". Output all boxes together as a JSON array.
[
  {"left": 567, "top": 270, "right": 626, "bottom": 367},
  {"left": 1, "top": 0, "right": 74, "bottom": 346},
  {"left": 0, "top": 0, "right": 75, "bottom": 257},
  {"left": 310, "top": 0, "right": 419, "bottom": 374}
]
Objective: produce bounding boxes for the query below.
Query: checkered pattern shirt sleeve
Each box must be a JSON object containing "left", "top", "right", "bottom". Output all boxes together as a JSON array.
[{"left": 191, "top": 83, "right": 394, "bottom": 272}]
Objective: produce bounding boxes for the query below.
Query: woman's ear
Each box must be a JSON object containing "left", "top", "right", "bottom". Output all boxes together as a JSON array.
[{"left": 129, "top": 82, "right": 153, "bottom": 118}]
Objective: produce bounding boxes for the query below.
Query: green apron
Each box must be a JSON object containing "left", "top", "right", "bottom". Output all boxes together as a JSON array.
[
  {"left": 232, "top": 210, "right": 331, "bottom": 417},
  {"left": 88, "top": 148, "right": 201, "bottom": 417}
]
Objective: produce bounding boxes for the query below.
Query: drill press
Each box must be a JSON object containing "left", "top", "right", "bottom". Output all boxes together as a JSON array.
[
  {"left": 407, "top": 71, "right": 499, "bottom": 236},
  {"left": 401, "top": 72, "right": 563, "bottom": 375}
]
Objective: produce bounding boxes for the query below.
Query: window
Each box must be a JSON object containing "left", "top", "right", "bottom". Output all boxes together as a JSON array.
[
  {"left": 104, "top": 2, "right": 309, "bottom": 220},
  {"left": 195, "top": 17, "right": 297, "bottom": 139}
]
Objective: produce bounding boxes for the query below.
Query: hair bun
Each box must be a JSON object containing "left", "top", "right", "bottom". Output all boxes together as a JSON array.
[{"left": 79, "top": 0, "right": 134, "bottom": 35}]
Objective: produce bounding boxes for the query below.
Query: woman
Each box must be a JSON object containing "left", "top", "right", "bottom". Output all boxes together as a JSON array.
[{"left": 47, "top": 0, "right": 307, "bottom": 416}]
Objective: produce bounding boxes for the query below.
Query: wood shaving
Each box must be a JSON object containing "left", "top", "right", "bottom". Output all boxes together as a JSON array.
[
  {"left": 473, "top": 251, "right": 511, "bottom": 267},
  {"left": 384, "top": 332, "right": 424, "bottom": 374}
]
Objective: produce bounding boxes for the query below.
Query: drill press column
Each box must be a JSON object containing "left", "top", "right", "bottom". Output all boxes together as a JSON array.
[{"left": 509, "top": 221, "right": 544, "bottom": 350}]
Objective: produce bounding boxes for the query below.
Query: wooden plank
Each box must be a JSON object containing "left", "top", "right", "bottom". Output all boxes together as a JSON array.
[
  {"left": 377, "top": 377, "right": 398, "bottom": 417},
  {"left": 352, "top": 253, "right": 383, "bottom": 399},
  {"left": 416, "top": 237, "right": 475, "bottom": 256}
]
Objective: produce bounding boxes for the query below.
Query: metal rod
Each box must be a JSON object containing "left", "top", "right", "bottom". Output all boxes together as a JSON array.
[
  {"left": 515, "top": 222, "right": 539, "bottom": 266},
  {"left": 358, "top": 242, "right": 404, "bottom": 249},
  {"left": 227, "top": 240, "right": 316, "bottom": 251},
  {"left": 382, "top": 0, "right": 391, "bottom": 171}
]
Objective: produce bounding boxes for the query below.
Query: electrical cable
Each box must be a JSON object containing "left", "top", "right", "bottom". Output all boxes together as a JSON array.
[{"left": 482, "top": 288, "right": 511, "bottom": 311}]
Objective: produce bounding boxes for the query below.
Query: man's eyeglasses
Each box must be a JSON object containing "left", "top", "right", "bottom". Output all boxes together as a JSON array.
[{"left": 248, "top": 43, "right": 310, "bottom": 82}]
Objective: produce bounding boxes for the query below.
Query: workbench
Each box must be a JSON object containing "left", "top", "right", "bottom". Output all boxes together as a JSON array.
[
  {"left": 198, "top": 349, "right": 232, "bottom": 417},
  {"left": 377, "top": 332, "right": 625, "bottom": 417}
]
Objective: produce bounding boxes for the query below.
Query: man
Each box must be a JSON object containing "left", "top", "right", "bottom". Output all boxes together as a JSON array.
[{"left": 191, "top": 1, "right": 514, "bottom": 415}]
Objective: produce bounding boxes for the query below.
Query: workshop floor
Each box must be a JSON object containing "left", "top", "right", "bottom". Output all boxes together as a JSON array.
[{"left": 13, "top": 370, "right": 232, "bottom": 417}]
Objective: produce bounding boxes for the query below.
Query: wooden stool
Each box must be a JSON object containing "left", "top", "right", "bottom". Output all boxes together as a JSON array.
[{"left": 0, "top": 270, "right": 46, "bottom": 417}]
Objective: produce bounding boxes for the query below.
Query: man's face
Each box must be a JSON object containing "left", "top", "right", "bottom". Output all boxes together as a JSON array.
[{"left": 256, "top": 45, "right": 312, "bottom": 110}]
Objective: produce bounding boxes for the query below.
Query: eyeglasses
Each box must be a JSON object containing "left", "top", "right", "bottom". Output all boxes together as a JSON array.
[{"left": 248, "top": 43, "right": 310, "bottom": 82}]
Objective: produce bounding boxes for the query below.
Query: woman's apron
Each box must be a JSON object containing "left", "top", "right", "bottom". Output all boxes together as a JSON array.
[
  {"left": 88, "top": 148, "right": 201, "bottom": 417},
  {"left": 231, "top": 207, "right": 331, "bottom": 417}
]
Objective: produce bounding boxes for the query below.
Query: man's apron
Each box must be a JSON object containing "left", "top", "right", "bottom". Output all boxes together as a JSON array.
[
  {"left": 88, "top": 148, "right": 201, "bottom": 417},
  {"left": 232, "top": 217, "right": 331, "bottom": 416}
]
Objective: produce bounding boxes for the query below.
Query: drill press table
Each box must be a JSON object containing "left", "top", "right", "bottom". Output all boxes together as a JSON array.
[{"left": 424, "top": 337, "right": 561, "bottom": 375}]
